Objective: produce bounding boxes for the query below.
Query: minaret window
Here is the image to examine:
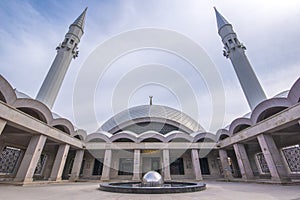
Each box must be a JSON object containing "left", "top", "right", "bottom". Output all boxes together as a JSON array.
[
  {"left": 70, "top": 39, "right": 74, "bottom": 44},
  {"left": 62, "top": 38, "right": 69, "bottom": 45},
  {"left": 234, "top": 38, "right": 238, "bottom": 44},
  {"left": 225, "top": 43, "right": 229, "bottom": 49},
  {"left": 228, "top": 39, "right": 233, "bottom": 44}
]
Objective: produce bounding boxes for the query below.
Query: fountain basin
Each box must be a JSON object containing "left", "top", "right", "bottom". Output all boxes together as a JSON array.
[{"left": 99, "top": 181, "right": 206, "bottom": 194}]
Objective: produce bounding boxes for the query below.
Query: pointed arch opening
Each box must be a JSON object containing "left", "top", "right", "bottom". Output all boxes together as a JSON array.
[
  {"left": 232, "top": 124, "right": 250, "bottom": 134},
  {"left": 219, "top": 134, "right": 229, "bottom": 141},
  {"left": 139, "top": 138, "right": 163, "bottom": 142},
  {"left": 0, "top": 91, "right": 6, "bottom": 103},
  {"left": 256, "top": 107, "right": 288, "bottom": 123},
  {"left": 17, "top": 107, "right": 47, "bottom": 123},
  {"left": 53, "top": 125, "right": 71, "bottom": 135}
]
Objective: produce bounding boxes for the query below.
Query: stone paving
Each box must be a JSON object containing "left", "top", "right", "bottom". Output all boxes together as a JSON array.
[{"left": 0, "top": 181, "right": 299, "bottom": 200}]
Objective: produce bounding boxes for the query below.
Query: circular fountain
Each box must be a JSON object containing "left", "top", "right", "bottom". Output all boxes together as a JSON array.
[{"left": 99, "top": 171, "right": 206, "bottom": 194}]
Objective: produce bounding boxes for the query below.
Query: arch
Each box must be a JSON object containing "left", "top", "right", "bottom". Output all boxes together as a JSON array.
[
  {"left": 216, "top": 129, "right": 230, "bottom": 140},
  {"left": 288, "top": 77, "right": 300, "bottom": 104},
  {"left": 165, "top": 131, "right": 193, "bottom": 142},
  {"left": 0, "top": 75, "right": 17, "bottom": 104},
  {"left": 74, "top": 135, "right": 84, "bottom": 141},
  {"left": 72, "top": 129, "right": 87, "bottom": 141},
  {"left": 229, "top": 117, "right": 252, "bottom": 135},
  {"left": 50, "top": 118, "right": 75, "bottom": 135},
  {"left": 218, "top": 134, "right": 229, "bottom": 141},
  {"left": 110, "top": 131, "right": 138, "bottom": 143},
  {"left": 251, "top": 98, "right": 291, "bottom": 124},
  {"left": 256, "top": 106, "right": 288, "bottom": 123},
  {"left": 193, "top": 132, "right": 217, "bottom": 143},
  {"left": 137, "top": 131, "right": 165, "bottom": 143},
  {"left": 0, "top": 91, "right": 5, "bottom": 103},
  {"left": 85, "top": 132, "right": 110, "bottom": 143},
  {"left": 13, "top": 99, "right": 53, "bottom": 124}
]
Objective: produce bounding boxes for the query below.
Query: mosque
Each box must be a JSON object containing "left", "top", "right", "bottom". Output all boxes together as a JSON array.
[{"left": 0, "top": 7, "right": 299, "bottom": 185}]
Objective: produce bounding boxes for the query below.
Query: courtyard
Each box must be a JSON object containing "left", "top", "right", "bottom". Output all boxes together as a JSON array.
[{"left": 0, "top": 181, "right": 299, "bottom": 200}]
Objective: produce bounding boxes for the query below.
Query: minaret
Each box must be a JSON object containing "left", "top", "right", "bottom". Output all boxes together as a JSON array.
[
  {"left": 36, "top": 8, "right": 87, "bottom": 109},
  {"left": 214, "top": 7, "right": 266, "bottom": 110}
]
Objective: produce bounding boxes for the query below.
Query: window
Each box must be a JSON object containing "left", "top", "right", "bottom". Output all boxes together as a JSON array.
[
  {"left": 70, "top": 39, "right": 74, "bottom": 44},
  {"left": 0, "top": 146, "right": 22, "bottom": 174},
  {"left": 228, "top": 39, "right": 233, "bottom": 44},
  {"left": 225, "top": 43, "right": 229, "bottom": 49},
  {"left": 282, "top": 145, "right": 300, "bottom": 173},
  {"left": 34, "top": 154, "right": 47, "bottom": 175},
  {"left": 118, "top": 158, "right": 133, "bottom": 175},
  {"left": 255, "top": 152, "right": 270, "bottom": 174}
]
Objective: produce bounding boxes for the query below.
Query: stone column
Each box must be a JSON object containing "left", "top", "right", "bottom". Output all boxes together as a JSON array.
[
  {"left": 49, "top": 144, "right": 70, "bottom": 181},
  {"left": 163, "top": 149, "right": 171, "bottom": 181},
  {"left": 257, "top": 134, "right": 290, "bottom": 182},
  {"left": 191, "top": 149, "right": 203, "bottom": 181},
  {"left": 219, "top": 149, "right": 233, "bottom": 180},
  {"left": 233, "top": 143, "right": 254, "bottom": 180},
  {"left": 69, "top": 149, "right": 84, "bottom": 181},
  {"left": 0, "top": 118, "right": 7, "bottom": 136},
  {"left": 132, "top": 149, "right": 141, "bottom": 181},
  {"left": 101, "top": 149, "right": 112, "bottom": 181},
  {"left": 14, "top": 135, "right": 47, "bottom": 182}
]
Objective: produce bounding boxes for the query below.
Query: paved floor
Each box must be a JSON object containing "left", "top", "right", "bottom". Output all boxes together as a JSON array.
[{"left": 0, "top": 181, "right": 299, "bottom": 200}]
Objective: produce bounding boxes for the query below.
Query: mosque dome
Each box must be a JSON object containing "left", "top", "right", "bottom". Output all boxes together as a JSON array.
[
  {"left": 99, "top": 105, "right": 204, "bottom": 134},
  {"left": 14, "top": 89, "right": 32, "bottom": 99}
]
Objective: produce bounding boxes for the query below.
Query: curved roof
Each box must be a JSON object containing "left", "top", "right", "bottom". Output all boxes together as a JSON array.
[{"left": 99, "top": 105, "right": 205, "bottom": 134}]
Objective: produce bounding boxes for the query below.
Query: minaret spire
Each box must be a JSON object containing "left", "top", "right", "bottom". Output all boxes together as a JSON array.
[
  {"left": 72, "top": 7, "right": 87, "bottom": 31},
  {"left": 214, "top": 7, "right": 229, "bottom": 30},
  {"left": 214, "top": 8, "right": 266, "bottom": 110},
  {"left": 36, "top": 8, "right": 87, "bottom": 109}
]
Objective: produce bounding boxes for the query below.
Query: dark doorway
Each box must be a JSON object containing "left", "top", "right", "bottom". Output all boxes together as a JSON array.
[
  {"left": 170, "top": 158, "right": 184, "bottom": 175},
  {"left": 199, "top": 158, "right": 210, "bottom": 175},
  {"left": 92, "top": 158, "right": 103, "bottom": 175}
]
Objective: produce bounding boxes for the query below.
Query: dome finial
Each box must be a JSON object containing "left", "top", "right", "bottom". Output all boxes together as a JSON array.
[{"left": 149, "top": 96, "right": 153, "bottom": 105}]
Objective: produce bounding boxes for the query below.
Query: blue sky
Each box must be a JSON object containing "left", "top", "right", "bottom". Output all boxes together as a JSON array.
[{"left": 1, "top": 0, "right": 300, "bottom": 133}]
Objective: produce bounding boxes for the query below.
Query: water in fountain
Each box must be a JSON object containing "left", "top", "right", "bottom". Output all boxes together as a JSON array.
[{"left": 99, "top": 170, "right": 206, "bottom": 194}]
